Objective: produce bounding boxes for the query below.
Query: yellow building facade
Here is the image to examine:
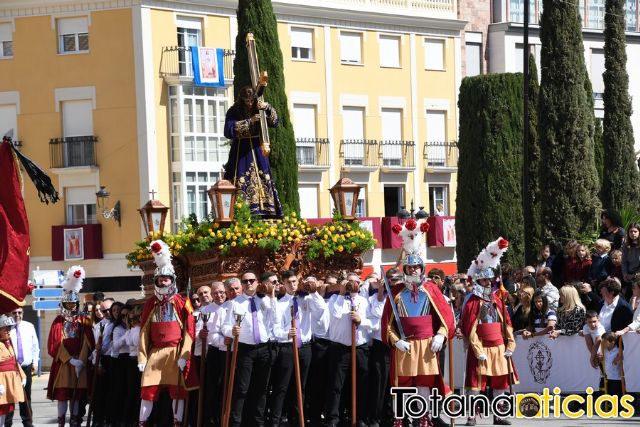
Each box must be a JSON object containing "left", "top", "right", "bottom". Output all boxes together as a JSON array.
[{"left": 0, "top": 0, "right": 462, "bottom": 287}]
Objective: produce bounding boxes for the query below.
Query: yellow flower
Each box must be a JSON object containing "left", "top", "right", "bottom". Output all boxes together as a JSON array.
[
  {"left": 213, "top": 223, "right": 220, "bottom": 229},
  {"left": 337, "top": 245, "right": 344, "bottom": 252},
  {"left": 175, "top": 244, "right": 182, "bottom": 250},
  {"left": 330, "top": 226, "right": 335, "bottom": 232},
  {"left": 210, "top": 232, "right": 215, "bottom": 237},
  {"left": 231, "top": 241, "right": 237, "bottom": 247},
  {"left": 271, "top": 230, "right": 277, "bottom": 237},
  {"left": 248, "top": 238, "right": 254, "bottom": 243},
  {"left": 232, "top": 235, "right": 237, "bottom": 241},
  {"left": 217, "top": 232, "right": 223, "bottom": 238},
  {"left": 332, "top": 236, "right": 338, "bottom": 243},
  {"left": 277, "top": 236, "right": 282, "bottom": 241},
  {"left": 225, "top": 233, "right": 231, "bottom": 240},
  {"left": 218, "top": 245, "right": 224, "bottom": 250},
  {"left": 287, "top": 237, "right": 293, "bottom": 242},
  {"left": 351, "top": 242, "right": 357, "bottom": 248},
  {"left": 208, "top": 228, "right": 213, "bottom": 234},
  {"left": 258, "top": 233, "right": 263, "bottom": 238},
  {"left": 236, "top": 202, "right": 243, "bottom": 209},
  {"left": 291, "top": 212, "right": 297, "bottom": 218},
  {"left": 242, "top": 239, "right": 248, "bottom": 245}
]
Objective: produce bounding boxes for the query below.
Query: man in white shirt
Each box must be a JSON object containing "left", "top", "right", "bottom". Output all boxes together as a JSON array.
[
  {"left": 5, "top": 308, "right": 39, "bottom": 427},
  {"left": 189, "top": 283, "right": 215, "bottom": 426},
  {"left": 535, "top": 268, "right": 559, "bottom": 312},
  {"left": 268, "top": 271, "right": 327, "bottom": 427},
  {"left": 324, "top": 273, "right": 372, "bottom": 427},
  {"left": 222, "top": 271, "right": 277, "bottom": 427},
  {"left": 93, "top": 297, "right": 114, "bottom": 426}
]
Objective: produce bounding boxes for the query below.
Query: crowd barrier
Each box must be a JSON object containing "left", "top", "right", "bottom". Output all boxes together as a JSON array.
[{"left": 441, "top": 333, "right": 640, "bottom": 393}]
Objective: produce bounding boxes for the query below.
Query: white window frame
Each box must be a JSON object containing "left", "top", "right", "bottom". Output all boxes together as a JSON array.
[
  {"left": 465, "top": 41, "right": 482, "bottom": 76},
  {"left": 290, "top": 27, "right": 314, "bottom": 61},
  {"left": 424, "top": 38, "right": 445, "bottom": 71},
  {"left": 65, "top": 186, "right": 97, "bottom": 225},
  {"left": 379, "top": 34, "right": 401, "bottom": 68},
  {"left": 429, "top": 185, "right": 449, "bottom": 216},
  {"left": 356, "top": 186, "right": 367, "bottom": 218},
  {"left": 340, "top": 31, "right": 363, "bottom": 65},
  {"left": 590, "top": 48, "right": 605, "bottom": 95},
  {"left": 57, "top": 17, "right": 89, "bottom": 55},
  {"left": 0, "top": 22, "right": 13, "bottom": 58}
]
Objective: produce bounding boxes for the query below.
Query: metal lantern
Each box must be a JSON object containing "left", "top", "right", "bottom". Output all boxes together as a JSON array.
[
  {"left": 330, "top": 178, "right": 360, "bottom": 221},
  {"left": 138, "top": 198, "right": 169, "bottom": 237},
  {"left": 207, "top": 180, "right": 237, "bottom": 225}
]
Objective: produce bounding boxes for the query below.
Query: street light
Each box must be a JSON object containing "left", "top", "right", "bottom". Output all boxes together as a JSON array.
[
  {"left": 96, "top": 186, "right": 121, "bottom": 226},
  {"left": 207, "top": 180, "right": 237, "bottom": 226},
  {"left": 330, "top": 178, "right": 360, "bottom": 221}
]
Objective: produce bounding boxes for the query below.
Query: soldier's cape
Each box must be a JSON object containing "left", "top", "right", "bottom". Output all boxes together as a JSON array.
[{"left": 381, "top": 279, "right": 455, "bottom": 392}]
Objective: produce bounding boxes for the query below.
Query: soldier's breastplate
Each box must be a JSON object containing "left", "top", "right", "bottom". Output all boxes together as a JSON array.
[{"left": 399, "top": 289, "right": 430, "bottom": 316}]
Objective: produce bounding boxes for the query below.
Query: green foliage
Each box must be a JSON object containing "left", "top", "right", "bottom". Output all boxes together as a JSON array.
[
  {"left": 524, "top": 53, "right": 544, "bottom": 264},
  {"left": 456, "top": 73, "right": 525, "bottom": 270},
  {"left": 234, "top": 0, "right": 300, "bottom": 213},
  {"left": 594, "top": 119, "right": 604, "bottom": 188},
  {"left": 601, "top": 0, "right": 640, "bottom": 211},
  {"left": 619, "top": 205, "right": 640, "bottom": 231},
  {"left": 538, "top": 0, "right": 601, "bottom": 242}
]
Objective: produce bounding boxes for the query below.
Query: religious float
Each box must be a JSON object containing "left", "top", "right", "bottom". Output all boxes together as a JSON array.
[{"left": 126, "top": 178, "right": 376, "bottom": 297}]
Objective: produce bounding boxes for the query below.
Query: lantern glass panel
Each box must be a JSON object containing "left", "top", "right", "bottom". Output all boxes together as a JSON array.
[
  {"left": 344, "top": 191, "right": 355, "bottom": 215},
  {"left": 222, "top": 193, "right": 233, "bottom": 218},
  {"left": 151, "top": 212, "right": 162, "bottom": 233}
]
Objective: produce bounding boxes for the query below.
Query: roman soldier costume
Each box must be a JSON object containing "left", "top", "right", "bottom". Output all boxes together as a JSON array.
[
  {"left": 46, "top": 266, "right": 94, "bottom": 427},
  {"left": 460, "top": 238, "right": 518, "bottom": 426},
  {"left": 0, "top": 315, "right": 25, "bottom": 425},
  {"left": 137, "top": 240, "right": 197, "bottom": 427},
  {"left": 382, "top": 218, "right": 455, "bottom": 427}
]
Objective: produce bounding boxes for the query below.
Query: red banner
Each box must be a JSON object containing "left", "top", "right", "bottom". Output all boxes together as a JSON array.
[{"left": 0, "top": 142, "right": 29, "bottom": 312}]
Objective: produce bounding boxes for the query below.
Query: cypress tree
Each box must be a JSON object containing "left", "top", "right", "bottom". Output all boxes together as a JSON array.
[
  {"left": 456, "top": 74, "right": 525, "bottom": 270},
  {"left": 538, "top": 0, "right": 600, "bottom": 241},
  {"left": 525, "top": 53, "right": 543, "bottom": 264},
  {"left": 234, "top": 0, "right": 300, "bottom": 213},
  {"left": 601, "top": 0, "right": 640, "bottom": 210}
]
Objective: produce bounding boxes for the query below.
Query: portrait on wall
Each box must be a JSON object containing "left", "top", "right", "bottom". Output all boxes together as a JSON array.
[
  {"left": 199, "top": 47, "right": 219, "bottom": 81},
  {"left": 64, "top": 228, "right": 84, "bottom": 261}
]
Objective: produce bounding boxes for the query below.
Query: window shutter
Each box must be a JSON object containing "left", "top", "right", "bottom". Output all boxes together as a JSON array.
[
  {"left": 591, "top": 48, "right": 605, "bottom": 93},
  {"left": 0, "top": 104, "right": 17, "bottom": 139},
  {"left": 291, "top": 28, "right": 313, "bottom": 49},
  {"left": 65, "top": 186, "right": 97, "bottom": 205},
  {"left": 425, "top": 39, "right": 444, "bottom": 70},
  {"left": 379, "top": 35, "right": 400, "bottom": 67},
  {"left": 340, "top": 32, "right": 362, "bottom": 63},
  {"left": 0, "top": 23, "right": 12, "bottom": 42},
  {"left": 58, "top": 17, "right": 88, "bottom": 35},
  {"left": 293, "top": 104, "right": 317, "bottom": 139},
  {"left": 62, "top": 100, "right": 93, "bottom": 137}
]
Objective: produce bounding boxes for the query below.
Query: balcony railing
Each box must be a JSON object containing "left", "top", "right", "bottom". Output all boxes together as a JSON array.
[
  {"left": 160, "top": 46, "right": 235, "bottom": 81},
  {"left": 296, "top": 138, "right": 330, "bottom": 167},
  {"left": 424, "top": 141, "right": 458, "bottom": 169},
  {"left": 379, "top": 140, "right": 415, "bottom": 168},
  {"left": 49, "top": 136, "right": 98, "bottom": 168},
  {"left": 339, "top": 139, "right": 379, "bottom": 168}
]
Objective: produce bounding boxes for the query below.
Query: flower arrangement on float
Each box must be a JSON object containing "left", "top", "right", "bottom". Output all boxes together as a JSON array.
[{"left": 126, "top": 197, "right": 376, "bottom": 268}]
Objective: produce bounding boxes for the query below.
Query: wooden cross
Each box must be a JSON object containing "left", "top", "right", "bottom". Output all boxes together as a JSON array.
[{"left": 149, "top": 189, "right": 157, "bottom": 199}]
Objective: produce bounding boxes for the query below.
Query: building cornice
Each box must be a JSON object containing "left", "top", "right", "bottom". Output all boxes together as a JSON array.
[{"left": 0, "top": 0, "right": 139, "bottom": 18}]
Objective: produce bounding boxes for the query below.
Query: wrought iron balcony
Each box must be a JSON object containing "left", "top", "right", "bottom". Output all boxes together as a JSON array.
[
  {"left": 49, "top": 136, "right": 98, "bottom": 168},
  {"left": 296, "top": 138, "right": 330, "bottom": 167},
  {"left": 379, "top": 140, "right": 415, "bottom": 169},
  {"left": 423, "top": 141, "right": 458, "bottom": 169},
  {"left": 339, "top": 139, "right": 379, "bottom": 168},
  {"left": 160, "top": 46, "right": 235, "bottom": 83}
]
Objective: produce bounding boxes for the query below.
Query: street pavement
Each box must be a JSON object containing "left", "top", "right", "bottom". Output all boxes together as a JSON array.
[{"left": 17, "top": 374, "right": 640, "bottom": 426}]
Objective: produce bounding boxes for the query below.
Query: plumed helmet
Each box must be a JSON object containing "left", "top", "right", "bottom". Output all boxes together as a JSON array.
[
  {"left": 0, "top": 315, "right": 16, "bottom": 329},
  {"left": 404, "top": 253, "right": 424, "bottom": 268},
  {"left": 154, "top": 264, "right": 176, "bottom": 283},
  {"left": 474, "top": 268, "right": 495, "bottom": 281}
]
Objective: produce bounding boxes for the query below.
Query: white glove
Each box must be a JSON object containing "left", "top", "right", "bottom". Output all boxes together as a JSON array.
[
  {"left": 394, "top": 339, "right": 411, "bottom": 352},
  {"left": 430, "top": 334, "right": 445, "bottom": 353},
  {"left": 477, "top": 354, "right": 487, "bottom": 362},
  {"left": 21, "top": 378, "right": 26, "bottom": 387},
  {"left": 504, "top": 350, "right": 513, "bottom": 358},
  {"left": 91, "top": 350, "right": 97, "bottom": 365},
  {"left": 138, "top": 363, "right": 146, "bottom": 373},
  {"left": 178, "top": 358, "right": 187, "bottom": 371},
  {"left": 70, "top": 358, "right": 83, "bottom": 377},
  {"left": 0, "top": 384, "right": 4, "bottom": 396}
]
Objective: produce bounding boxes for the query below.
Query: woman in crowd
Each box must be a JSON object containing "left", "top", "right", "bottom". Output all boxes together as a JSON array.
[
  {"left": 536, "top": 244, "right": 553, "bottom": 271},
  {"left": 512, "top": 287, "right": 534, "bottom": 332},
  {"left": 0, "top": 315, "right": 24, "bottom": 426},
  {"left": 550, "top": 284, "right": 586, "bottom": 337},
  {"left": 562, "top": 243, "right": 591, "bottom": 284},
  {"left": 600, "top": 209, "right": 625, "bottom": 251},
  {"left": 109, "top": 302, "right": 129, "bottom": 427},
  {"left": 522, "top": 290, "right": 557, "bottom": 338},
  {"left": 615, "top": 278, "right": 640, "bottom": 336}
]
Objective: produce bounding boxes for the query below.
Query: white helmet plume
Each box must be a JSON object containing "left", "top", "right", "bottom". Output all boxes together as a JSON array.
[
  {"left": 466, "top": 237, "right": 509, "bottom": 278},
  {"left": 149, "top": 239, "right": 172, "bottom": 268},
  {"left": 62, "top": 265, "right": 85, "bottom": 293}
]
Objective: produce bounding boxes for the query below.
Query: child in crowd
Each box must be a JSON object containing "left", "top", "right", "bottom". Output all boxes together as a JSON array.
[
  {"left": 563, "top": 243, "right": 591, "bottom": 284},
  {"left": 589, "top": 239, "right": 613, "bottom": 286},
  {"left": 522, "top": 290, "right": 557, "bottom": 338},
  {"left": 598, "top": 332, "right": 623, "bottom": 399},
  {"left": 609, "top": 250, "right": 624, "bottom": 284},
  {"left": 536, "top": 244, "right": 553, "bottom": 271},
  {"left": 580, "top": 310, "right": 605, "bottom": 369}
]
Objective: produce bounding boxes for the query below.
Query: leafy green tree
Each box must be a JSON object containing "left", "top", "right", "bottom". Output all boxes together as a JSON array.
[
  {"left": 601, "top": 0, "right": 640, "bottom": 210},
  {"left": 538, "top": 0, "right": 601, "bottom": 241},
  {"left": 233, "top": 0, "right": 300, "bottom": 213},
  {"left": 457, "top": 74, "right": 525, "bottom": 269}
]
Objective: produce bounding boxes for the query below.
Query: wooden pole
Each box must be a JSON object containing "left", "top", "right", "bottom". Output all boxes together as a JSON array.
[
  {"left": 197, "top": 314, "right": 209, "bottom": 427},
  {"left": 618, "top": 336, "right": 626, "bottom": 395},
  {"left": 290, "top": 305, "right": 305, "bottom": 427},
  {"left": 222, "top": 314, "right": 243, "bottom": 427},
  {"left": 351, "top": 304, "right": 357, "bottom": 427},
  {"left": 221, "top": 342, "right": 231, "bottom": 417},
  {"left": 448, "top": 304, "right": 455, "bottom": 427},
  {"left": 86, "top": 324, "right": 104, "bottom": 427}
]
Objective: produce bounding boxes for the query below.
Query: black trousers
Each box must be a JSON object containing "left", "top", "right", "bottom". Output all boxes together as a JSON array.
[
  {"left": 230, "top": 342, "right": 273, "bottom": 427},
  {"left": 93, "top": 355, "right": 112, "bottom": 423},
  {"left": 205, "top": 347, "right": 225, "bottom": 427},
  {"left": 268, "top": 342, "right": 312, "bottom": 427},
  {"left": 367, "top": 340, "right": 390, "bottom": 423},
  {"left": 324, "top": 342, "right": 369, "bottom": 425},
  {"left": 125, "top": 356, "right": 141, "bottom": 425},
  {"left": 306, "top": 338, "right": 331, "bottom": 425},
  {"left": 4, "top": 364, "right": 32, "bottom": 427},
  {"left": 110, "top": 354, "right": 129, "bottom": 424}
]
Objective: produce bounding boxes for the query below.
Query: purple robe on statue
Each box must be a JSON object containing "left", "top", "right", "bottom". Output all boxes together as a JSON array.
[{"left": 223, "top": 102, "right": 283, "bottom": 218}]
